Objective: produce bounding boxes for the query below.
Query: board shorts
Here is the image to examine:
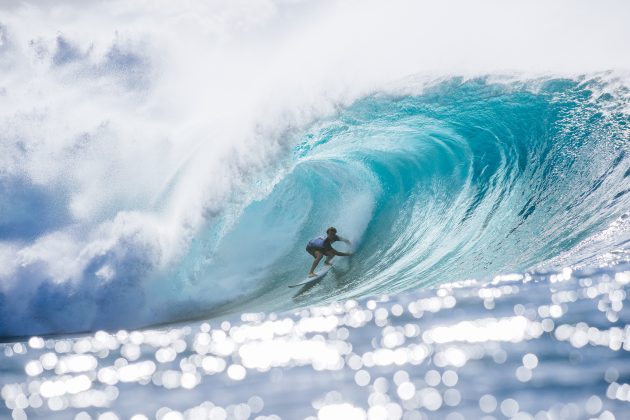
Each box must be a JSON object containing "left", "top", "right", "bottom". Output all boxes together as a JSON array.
[
  {"left": 306, "top": 245, "right": 332, "bottom": 257},
  {"left": 306, "top": 236, "right": 334, "bottom": 257}
]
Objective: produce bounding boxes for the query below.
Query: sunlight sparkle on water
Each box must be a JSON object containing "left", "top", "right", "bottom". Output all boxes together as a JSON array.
[{"left": 1, "top": 266, "right": 629, "bottom": 418}]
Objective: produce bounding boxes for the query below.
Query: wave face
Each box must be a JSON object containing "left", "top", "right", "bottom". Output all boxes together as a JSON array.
[{"left": 1, "top": 1, "right": 630, "bottom": 337}]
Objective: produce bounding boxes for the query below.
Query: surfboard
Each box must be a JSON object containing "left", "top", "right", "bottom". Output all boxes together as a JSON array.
[{"left": 288, "top": 265, "right": 331, "bottom": 288}]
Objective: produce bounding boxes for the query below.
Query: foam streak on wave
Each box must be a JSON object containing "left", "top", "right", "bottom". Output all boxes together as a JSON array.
[{"left": 0, "top": 0, "right": 629, "bottom": 336}]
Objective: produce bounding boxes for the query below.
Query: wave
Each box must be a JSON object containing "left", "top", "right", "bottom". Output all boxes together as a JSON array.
[
  {"left": 2, "top": 75, "right": 629, "bottom": 337},
  {"left": 180, "top": 76, "right": 630, "bottom": 309},
  {"left": 1, "top": 1, "right": 630, "bottom": 337}
]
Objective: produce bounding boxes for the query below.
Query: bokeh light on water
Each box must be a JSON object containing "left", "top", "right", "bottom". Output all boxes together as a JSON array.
[{"left": 1, "top": 266, "right": 629, "bottom": 419}]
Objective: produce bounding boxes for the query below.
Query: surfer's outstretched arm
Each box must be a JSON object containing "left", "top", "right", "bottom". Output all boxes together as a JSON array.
[
  {"left": 324, "top": 249, "right": 352, "bottom": 266},
  {"left": 332, "top": 249, "right": 352, "bottom": 257},
  {"left": 325, "top": 249, "right": 351, "bottom": 266}
]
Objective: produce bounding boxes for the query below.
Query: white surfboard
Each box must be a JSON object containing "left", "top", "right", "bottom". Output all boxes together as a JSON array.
[{"left": 288, "top": 265, "right": 332, "bottom": 288}]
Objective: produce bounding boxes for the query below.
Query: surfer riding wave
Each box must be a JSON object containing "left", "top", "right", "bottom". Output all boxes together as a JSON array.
[{"left": 306, "top": 227, "right": 352, "bottom": 277}]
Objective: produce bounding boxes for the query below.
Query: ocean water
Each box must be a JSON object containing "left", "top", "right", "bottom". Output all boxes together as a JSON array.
[{"left": 1, "top": 1, "right": 630, "bottom": 419}]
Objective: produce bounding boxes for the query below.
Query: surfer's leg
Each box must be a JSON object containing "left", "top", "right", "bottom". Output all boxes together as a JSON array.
[
  {"left": 308, "top": 251, "right": 323, "bottom": 276},
  {"left": 324, "top": 253, "right": 335, "bottom": 265}
]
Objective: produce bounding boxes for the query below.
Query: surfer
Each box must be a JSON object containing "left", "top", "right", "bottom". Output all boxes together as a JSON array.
[{"left": 306, "top": 227, "right": 352, "bottom": 277}]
